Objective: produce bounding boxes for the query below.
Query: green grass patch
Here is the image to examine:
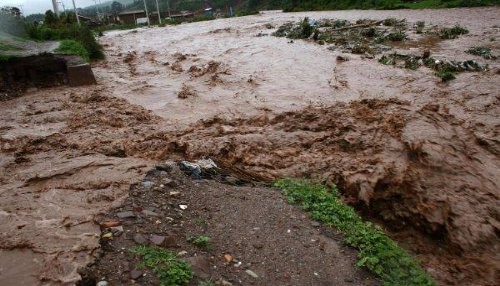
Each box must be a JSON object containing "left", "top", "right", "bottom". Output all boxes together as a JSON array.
[
  {"left": 0, "top": 42, "right": 22, "bottom": 51},
  {"left": 130, "top": 246, "right": 193, "bottom": 286},
  {"left": 274, "top": 179, "right": 435, "bottom": 286},
  {"left": 188, "top": 235, "right": 211, "bottom": 248},
  {"left": 55, "top": 40, "right": 89, "bottom": 62}
]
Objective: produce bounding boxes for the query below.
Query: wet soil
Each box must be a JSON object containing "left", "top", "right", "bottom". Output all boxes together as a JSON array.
[
  {"left": 80, "top": 164, "right": 376, "bottom": 286},
  {"left": 0, "top": 7, "right": 499, "bottom": 286}
]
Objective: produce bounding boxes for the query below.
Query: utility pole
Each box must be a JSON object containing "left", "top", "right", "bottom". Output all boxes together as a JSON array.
[
  {"left": 71, "top": 0, "right": 81, "bottom": 25},
  {"left": 155, "top": 0, "right": 161, "bottom": 24},
  {"left": 166, "top": 0, "right": 171, "bottom": 18},
  {"left": 52, "top": 0, "right": 60, "bottom": 16},
  {"left": 142, "top": 0, "right": 150, "bottom": 26}
]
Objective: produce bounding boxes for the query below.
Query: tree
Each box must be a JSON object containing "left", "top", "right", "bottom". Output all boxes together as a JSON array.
[
  {"left": 110, "top": 1, "right": 124, "bottom": 15},
  {"left": 44, "top": 10, "right": 59, "bottom": 27}
]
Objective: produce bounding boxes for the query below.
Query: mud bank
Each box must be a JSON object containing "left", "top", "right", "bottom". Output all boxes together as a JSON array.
[{"left": 0, "top": 54, "right": 96, "bottom": 100}]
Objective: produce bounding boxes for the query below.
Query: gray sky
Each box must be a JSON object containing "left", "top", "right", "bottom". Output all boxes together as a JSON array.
[{"left": 1, "top": 0, "right": 101, "bottom": 15}]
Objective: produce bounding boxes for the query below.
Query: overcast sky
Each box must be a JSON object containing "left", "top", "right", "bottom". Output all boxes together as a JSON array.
[{"left": 1, "top": 0, "right": 101, "bottom": 15}]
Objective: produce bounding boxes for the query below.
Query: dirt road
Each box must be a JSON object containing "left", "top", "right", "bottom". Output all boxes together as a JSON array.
[{"left": 0, "top": 7, "right": 499, "bottom": 285}]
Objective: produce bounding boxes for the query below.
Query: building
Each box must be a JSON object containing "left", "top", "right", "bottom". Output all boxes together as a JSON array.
[{"left": 117, "top": 10, "right": 146, "bottom": 25}]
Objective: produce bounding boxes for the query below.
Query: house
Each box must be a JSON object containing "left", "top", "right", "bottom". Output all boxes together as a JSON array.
[{"left": 117, "top": 10, "right": 146, "bottom": 25}]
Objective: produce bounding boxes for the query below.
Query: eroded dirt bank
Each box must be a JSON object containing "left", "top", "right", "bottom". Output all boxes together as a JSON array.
[{"left": 0, "top": 7, "right": 499, "bottom": 286}]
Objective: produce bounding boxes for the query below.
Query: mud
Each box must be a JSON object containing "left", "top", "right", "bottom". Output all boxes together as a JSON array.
[
  {"left": 79, "top": 164, "right": 376, "bottom": 286},
  {"left": 0, "top": 7, "right": 499, "bottom": 286}
]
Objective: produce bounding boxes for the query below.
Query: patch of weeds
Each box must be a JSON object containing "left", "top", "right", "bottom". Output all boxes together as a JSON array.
[
  {"left": 405, "top": 57, "right": 421, "bottom": 70},
  {"left": 130, "top": 246, "right": 192, "bottom": 286},
  {"left": 274, "top": 179, "right": 435, "bottom": 286},
  {"left": 55, "top": 39, "right": 89, "bottom": 62},
  {"left": 361, "top": 27, "right": 377, "bottom": 38},
  {"left": 436, "top": 70, "right": 456, "bottom": 82},
  {"left": 415, "top": 21, "right": 425, "bottom": 34},
  {"left": 383, "top": 18, "right": 406, "bottom": 28},
  {"left": 439, "top": 25, "right": 469, "bottom": 39},
  {"left": 379, "top": 55, "right": 395, "bottom": 65},
  {"left": 351, "top": 43, "right": 373, "bottom": 55},
  {"left": 272, "top": 18, "right": 314, "bottom": 39},
  {"left": 188, "top": 235, "right": 210, "bottom": 248},
  {"left": 466, "top": 46, "right": 496, "bottom": 59},
  {"left": 385, "top": 30, "right": 407, "bottom": 42}
]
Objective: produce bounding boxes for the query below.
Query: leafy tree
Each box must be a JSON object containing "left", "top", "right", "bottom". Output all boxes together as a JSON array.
[
  {"left": 111, "top": 1, "right": 124, "bottom": 15},
  {"left": 44, "top": 10, "right": 59, "bottom": 27}
]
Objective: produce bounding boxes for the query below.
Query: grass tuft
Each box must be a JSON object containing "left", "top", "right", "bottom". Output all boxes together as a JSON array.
[
  {"left": 130, "top": 245, "right": 193, "bottom": 286},
  {"left": 274, "top": 179, "right": 435, "bottom": 286},
  {"left": 188, "top": 235, "right": 211, "bottom": 248},
  {"left": 55, "top": 39, "right": 89, "bottom": 62}
]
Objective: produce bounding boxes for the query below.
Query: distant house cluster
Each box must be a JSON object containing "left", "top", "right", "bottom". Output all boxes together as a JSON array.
[{"left": 117, "top": 9, "right": 195, "bottom": 25}]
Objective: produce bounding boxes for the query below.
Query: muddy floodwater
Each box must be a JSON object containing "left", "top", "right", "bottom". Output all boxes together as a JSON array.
[{"left": 1, "top": 7, "right": 499, "bottom": 285}]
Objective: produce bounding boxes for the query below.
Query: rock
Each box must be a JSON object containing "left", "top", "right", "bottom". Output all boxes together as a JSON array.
[
  {"left": 150, "top": 235, "right": 166, "bottom": 246},
  {"left": 133, "top": 233, "right": 148, "bottom": 245},
  {"left": 67, "top": 63, "right": 97, "bottom": 86},
  {"left": 219, "top": 279, "right": 233, "bottom": 286},
  {"left": 245, "top": 269, "right": 259, "bottom": 278},
  {"left": 100, "top": 220, "right": 121, "bottom": 228},
  {"left": 224, "top": 176, "right": 239, "bottom": 185},
  {"left": 164, "top": 235, "right": 180, "bottom": 247},
  {"left": 177, "top": 250, "right": 188, "bottom": 256},
  {"left": 101, "top": 232, "right": 113, "bottom": 239},
  {"left": 155, "top": 164, "right": 172, "bottom": 172},
  {"left": 311, "top": 221, "right": 321, "bottom": 227},
  {"left": 224, "top": 254, "right": 233, "bottom": 263},
  {"left": 186, "top": 256, "right": 210, "bottom": 279},
  {"left": 336, "top": 55, "right": 350, "bottom": 62},
  {"left": 179, "top": 204, "right": 188, "bottom": 210},
  {"left": 163, "top": 178, "right": 177, "bottom": 187},
  {"left": 110, "top": 225, "right": 124, "bottom": 235},
  {"left": 180, "top": 159, "right": 218, "bottom": 178},
  {"left": 141, "top": 210, "right": 159, "bottom": 217},
  {"left": 169, "top": 191, "right": 181, "bottom": 197},
  {"left": 142, "top": 181, "right": 154, "bottom": 189},
  {"left": 96, "top": 281, "right": 108, "bottom": 286},
  {"left": 130, "top": 269, "right": 143, "bottom": 280},
  {"left": 116, "top": 211, "right": 136, "bottom": 219}
]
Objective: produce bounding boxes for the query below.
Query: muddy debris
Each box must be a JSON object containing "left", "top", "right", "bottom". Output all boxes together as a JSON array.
[{"left": 177, "top": 84, "right": 197, "bottom": 99}]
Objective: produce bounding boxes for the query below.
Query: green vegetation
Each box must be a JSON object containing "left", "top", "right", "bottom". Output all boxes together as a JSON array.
[
  {"left": 25, "top": 10, "right": 103, "bottom": 60},
  {"left": 55, "top": 40, "right": 89, "bottom": 62},
  {"left": 188, "top": 235, "right": 211, "bottom": 248},
  {"left": 439, "top": 25, "right": 469, "bottom": 39},
  {"left": 272, "top": 17, "right": 313, "bottom": 39},
  {"left": 280, "top": 0, "right": 499, "bottom": 11},
  {"left": 466, "top": 46, "right": 496, "bottom": 59},
  {"left": 131, "top": 246, "right": 193, "bottom": 286},
  {"left": 415, "top": 21, "right": 425, "bottom": 34},
  {"left": 274, "top": 179, "right": 435, "bottom": 286},
  {"left": 0, "top": 42, "right": 22, "bottom": 51}
]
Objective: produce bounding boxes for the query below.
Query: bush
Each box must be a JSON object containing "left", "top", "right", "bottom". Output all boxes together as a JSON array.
[
  {"left": 439, "top": 25, "right": 469, "bottom": 39},
  {"left": 26, "top": 23, "right": 103, "bottom": 60},
  {"left": 55, "top": 39, "right": 89, "bottom": 62}
]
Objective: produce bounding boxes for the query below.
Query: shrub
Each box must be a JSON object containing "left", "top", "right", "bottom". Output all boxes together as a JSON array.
[
  {"left": 26, "top": 23, "right": 103, "bottom": 60},
  {"left": 439, "top": 25, "right": 469, "bottom": 39}
]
